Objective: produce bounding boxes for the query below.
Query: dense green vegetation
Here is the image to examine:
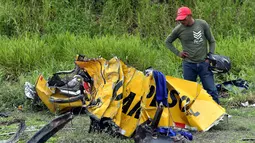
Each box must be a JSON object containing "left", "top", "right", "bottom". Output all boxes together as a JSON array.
[
  {"left": 1, "top": 108, "right": 255, "bottom": 143},
  {"left": 0, "top": 0, "right": 254, "bottom": 110},
  {"left": 1, "top": 0, "right": 255, "bottom": 38},
  {"left": 0, "top": 0, "right": 254, "bottom": 143}
]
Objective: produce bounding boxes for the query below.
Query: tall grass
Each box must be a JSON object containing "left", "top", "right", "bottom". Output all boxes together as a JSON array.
[
  {"left": 1, "top": 0, "right": 255, "bottom": 39},
  {"left": 0, "top": 33, "right": 254, "bottom": 82},
  {"left": 0, "top": 34, "right": 179, "bottom": 79},
  {"left": 0, "top": 33, "right": 254, "bottom": 109},
  {"left": 0, "top": 0, "right": 254, "bottom": 109}
]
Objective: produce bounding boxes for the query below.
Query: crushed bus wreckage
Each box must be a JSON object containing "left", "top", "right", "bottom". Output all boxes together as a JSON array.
[{"left": 25, "top": 55, "right": 227, "bottom": 142}]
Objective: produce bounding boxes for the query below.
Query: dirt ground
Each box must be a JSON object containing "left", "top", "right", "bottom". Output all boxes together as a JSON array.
[{"left": 0, "top": 107, "right": 254, "bottom": 143}]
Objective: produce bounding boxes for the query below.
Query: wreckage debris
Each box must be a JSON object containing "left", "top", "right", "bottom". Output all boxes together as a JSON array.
[
  {"left": 0, "top": 119, "right": 26, "bottom": 143},
  {"left": 216, "top": 79, "right": 249, "bottom": 98},
  {"left": 0, "top": 113, "right": 8, "bottom": 118},
  {"left": 27, "top": 112, "right": 73, "bottom": 143},
  {"left": 240, "top": 101, "right": 255, "bottom": 107},
  {"left": 25, "top": 55, "right": 227, "bottom": 142}
]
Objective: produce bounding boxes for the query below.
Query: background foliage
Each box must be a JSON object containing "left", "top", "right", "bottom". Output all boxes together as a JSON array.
[
  {"left": 0, "top": 0, "right": 254, "bottom": 110},
  {"left": 0, "top": 0, "right": 255, "bottom": 39}
]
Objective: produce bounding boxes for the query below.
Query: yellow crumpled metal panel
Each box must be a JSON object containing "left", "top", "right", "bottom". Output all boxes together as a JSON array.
[{"left": 35, "top": 57, "right": 226, "bottom": 137}]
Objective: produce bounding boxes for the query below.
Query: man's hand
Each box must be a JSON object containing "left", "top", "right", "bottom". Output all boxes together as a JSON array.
[{"left": 179, "top": 51, "right": 189, "bottom": 58}]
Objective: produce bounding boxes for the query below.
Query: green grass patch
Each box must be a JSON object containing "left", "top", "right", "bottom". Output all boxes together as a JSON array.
[
  {"left": 1, "top": 107, "right": 254, "bottom": 143},
  {"left": 0, "top": 34, "right": 254, "bottom": 109}
]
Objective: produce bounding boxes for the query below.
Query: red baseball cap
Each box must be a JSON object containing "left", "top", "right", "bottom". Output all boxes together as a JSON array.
[{"left": 176, "top": 7, "right": 192, "bottom": 21}]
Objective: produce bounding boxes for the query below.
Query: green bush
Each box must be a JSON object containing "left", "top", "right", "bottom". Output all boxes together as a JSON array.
[
  {"left": 0, "top": 34, "right": 254, "bottom": 109},
  {"left": 0, "top": 0, "right": 254, "bottom": 109},
  {"left": 1, "top": 0, "right": 255, "bottom": 39}
]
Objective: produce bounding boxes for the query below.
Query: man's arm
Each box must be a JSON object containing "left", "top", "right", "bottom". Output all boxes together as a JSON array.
[
  {"left": 204, "top": 21, "right": 216, "bottom": 53},
  {"left": 165, "top": 29, "right": 180, "bottom": 56}
]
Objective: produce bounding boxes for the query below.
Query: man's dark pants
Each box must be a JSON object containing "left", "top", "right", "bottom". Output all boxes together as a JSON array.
[{"left": 182, "top": 61, "right": 219, "bottom": 104}]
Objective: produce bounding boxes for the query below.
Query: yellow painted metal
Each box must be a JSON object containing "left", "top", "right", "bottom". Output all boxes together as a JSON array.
[
  {"left": 35, "top": 75, "right": 83, "bottom": 113},
  {"left": 35, "top": 57, "right": 226, "bottom": 137}
]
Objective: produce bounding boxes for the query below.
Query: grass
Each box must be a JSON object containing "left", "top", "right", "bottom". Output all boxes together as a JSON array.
[
  {"left": 195, "top": 107, "right": 255, "bottom": 143},
  {"left": 0, "top": 34, "right": 254, "bottom": 143},
  {"left": 1, "top": 0, "right": 255, "bottom": 39},
  {"left": 0, "top": 1, "right": 255, "bottom": 142},
  {"left": 0, "top": 34, "right": 254, "bottom": 110},
  {"left": 0, "top": 106, "right": 255, "bottom": 143}
]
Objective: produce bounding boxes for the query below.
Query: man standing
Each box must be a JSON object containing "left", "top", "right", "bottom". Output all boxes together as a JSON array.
[{"left": 165, "top": 6, "right": 219, "bottom": 104}]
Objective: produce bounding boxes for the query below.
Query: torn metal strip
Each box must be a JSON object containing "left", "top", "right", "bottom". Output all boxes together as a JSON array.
[
  {"left": 0, "top": 119, "right": 26, "bottom": 143},
  {"left": 27, "top": 112, "right": 73, "bottom": 143}
]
